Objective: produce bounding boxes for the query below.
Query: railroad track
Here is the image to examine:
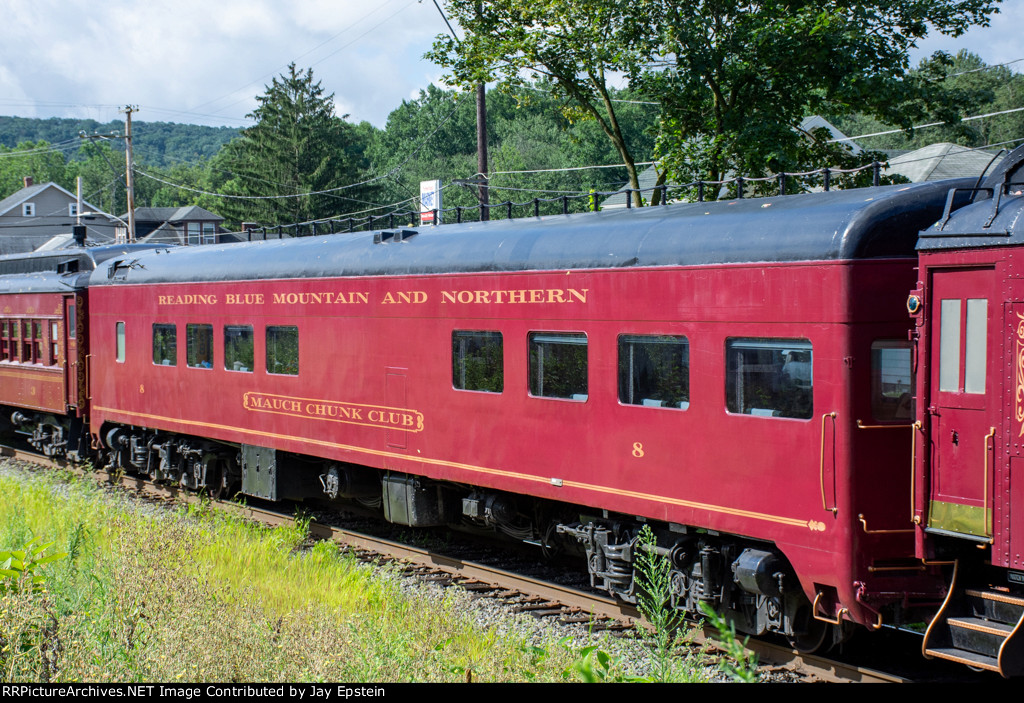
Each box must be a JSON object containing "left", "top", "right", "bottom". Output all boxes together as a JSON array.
[{"left": 0, "top": 446, "right": 939, "bottom": 683}]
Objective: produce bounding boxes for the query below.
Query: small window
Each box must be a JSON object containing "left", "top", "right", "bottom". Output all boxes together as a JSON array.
[
  {"left": 68, "top": 203, "right": 78, "bottom": 217},
  {"left": 116, "top": 322, "right": 125, "bottom": 363},
  {"left": 618, "top": 335, "right": 690, "bottom": 410},
  {"left": 68, "top": 304, "right": 76, "bottom": 339},
  {"left": 49, "top": 321, "right": 58, "bottom": 364},
  {"left": 452, "top": 331, "right": 503, "bottom": 392},
  {"left": 186, "top": 324, "right": 213, "bottom": 368},
  {"left": 266, "top": 326, "right": 298, "bottom": 375},
  {"left": 726, "top": 338, "right": 812, "bottom": 419},
  {"left": 153, "top": 324, "right": 177, "bottom": 366},
  {"left": 187, "top": 222, "right": 200, "bottom": 245},
  {"left": 529, "top": 332, "right": 587, "bottom": 400},
  {"left": 225, "top": 325, "right": 254, "bottom": 373},
  {"left": 871, "top": 340, "right": 914, "bottom": 421},
  {"left": 22, "top": 203, "right": 34, "bottom": 217},
  {"left": 202, "top": 222, "right": 216, "bottom": 245}
]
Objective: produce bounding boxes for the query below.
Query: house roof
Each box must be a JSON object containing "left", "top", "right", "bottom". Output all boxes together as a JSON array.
[
  {"left": 124, "top": 205, "right": 223, "bottom": 223},
  {"left": 0, "top": 181, "right": 103, "bottom": 217},
  {"left": 884, "top": 143, "right": 1007, "bottom": 182}
]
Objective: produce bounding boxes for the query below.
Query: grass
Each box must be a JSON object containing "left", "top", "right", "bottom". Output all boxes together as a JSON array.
[{"left": 0, "top": 464, "right": 608, "bottom": 683}]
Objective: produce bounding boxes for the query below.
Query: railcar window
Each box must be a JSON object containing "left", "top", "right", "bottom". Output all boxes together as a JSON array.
[
  {"left": 116, "top": 322, "right": 125, "bottom": 363},
  {"left": 32, "top": 321, "right": 42, "bottom": 363},
  {"left": 529, "top": 332, "right": 587, "bottom": 400},
  {"left": 68, "top": 305, "right": 75, "bottom": 339},
  {"left": 871, "top": 341, "right": 914, "bottom": 421},
  {"left": 266, "top": 326, "right": 298, "bottom": 376},
  {"left": 726, "top": 338, "right": 812, "bottom": 419},
  {"left": 964, "top": 298, "right": 987, "bottom": 394},
  {"left": 939, "top": 300, "right": 961, "bottom": 392},
  {"left": 452, "top": 331, "right": 503, "bottom": 393},
  {"left": 152, "top": 324, "right": 177, "bottom": 366},
  {"left": 21, "top": 321, "right": 31, "bottom": 362},
  {"left": 618, "top": 335, "right": 690, "bottom": 410},
  {"left": 0, "top": 321, "right": 7, "bottom": 361},
  {"left": 186, "top": 324, "right": 214, "bottom": 369},
  {"left": 225, "top": 325, "right": 254, "bottom": 373},
  {"left": 50, "top": 321, "right": 58, "bottom": 364}
]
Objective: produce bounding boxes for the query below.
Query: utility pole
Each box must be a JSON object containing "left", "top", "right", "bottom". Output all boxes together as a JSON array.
[
  {"left": 476, "top": 82, "right": 489, "bottom": 220},
  {"left": 433, "top": 0, "right": 489, "bottom": 219},
  {"left": 120, "top": 105, "right": 138, "bottom": 243}
]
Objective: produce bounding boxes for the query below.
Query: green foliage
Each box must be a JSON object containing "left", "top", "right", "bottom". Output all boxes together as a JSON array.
[
  {"left": 832, "top": 50, "right": 1024, "bottom": 152},
  {"left": 214, "top": 64, "right": 373, "bottom": 227},
  {"left": 634, "top": 0, "right": 999, "bottom": 186},
  {"left": 428, "top": 0, "right": 651, "bottom": 205},
  {"left": 0, "top": 537, "right": 66, "bottom": 594},
  {"left": 698, "top": 601, "right": 760, "bottom": 683}
]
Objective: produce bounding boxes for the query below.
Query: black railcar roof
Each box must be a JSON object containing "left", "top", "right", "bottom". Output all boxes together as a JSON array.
[
  {"left": 918, "top": 143, "right": 1024, "bottom": 251},
  {"left": 0, "top": 244, "right": 169, "bottom": 294},
  {"left": 90, "top": 180, "right": 970, "bottom": 286}
]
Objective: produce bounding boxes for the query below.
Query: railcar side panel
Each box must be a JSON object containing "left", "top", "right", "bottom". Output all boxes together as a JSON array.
[{"left": 88, "top": 257, "right": 925, "bottom": 623}]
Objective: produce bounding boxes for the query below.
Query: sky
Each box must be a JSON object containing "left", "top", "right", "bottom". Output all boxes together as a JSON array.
[{"left": 0, "top": 0, "right": 1020, "bottom": 132}]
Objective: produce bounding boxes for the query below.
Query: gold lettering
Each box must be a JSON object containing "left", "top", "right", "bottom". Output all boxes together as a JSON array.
[
  {"left": 509, "top": 290, "right": 526, "bottom": 303},
  {"left": 441, "top": 291, "right": 457, "bottom": 304},
  {"left": 547, "top": 289, "right": 565, "bottom": 303},
  {"left": 474, "top": 290, "right": 491, "bottom": 304},
  {"left": 381, "top": 292, "right": 397, "bottom": 304},
  {"left": 568, "top": 288, "right": 588, "bottom": 303},
  {"left": 529, "top": 289, "right": 544, "bottom": 303}
]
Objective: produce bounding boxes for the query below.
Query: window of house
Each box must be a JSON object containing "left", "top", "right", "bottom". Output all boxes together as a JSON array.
[
  {"left": 22, "top": 203, "right": 34, "bottom": 217},
  {"left": 452, "top": 331, "right": 503, "bottom": 392},
  {"left": 186, "top": 324, "right": 213, "bottom": 368},
  {"left": 529, "top": 332, "right": 588, "bottom": 400},
  {"left": 266, "top": 326, "right": 298, "bottom": 375},
  {"left": 187, "top": 223, "right": 200, "bottom": 245},
  {"left": 202, "top": 222, "right": 216, "bottom": 245},
  {"left": 726, "top": 338, "right": 813, "bottom": 419},
  {"left": 225, "top": 325, "right": 254, "bottom": 373},
  {"left": 871, "top": 340, "right": 914, "bottom": 421},
  {"left": 116, "top": 322, "right": 126, "bottom": 363},
  {"left": 618, "top": 335, "right": 690, "bottom": 409},
  {"left": 68, "top": 203, "right": 78, "bottom": 217},
  {"left": 153, "top": 324, "right": 177, "bottom": 366}
]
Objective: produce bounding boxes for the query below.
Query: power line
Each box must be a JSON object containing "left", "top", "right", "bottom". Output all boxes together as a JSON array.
[{"left": 833, "top": 106, "right": 1024, "bottom": 143}]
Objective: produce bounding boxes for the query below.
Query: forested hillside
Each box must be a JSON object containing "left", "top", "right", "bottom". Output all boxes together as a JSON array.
[{"left": 0, "top": 116, "right": 238, "bottom": 167}]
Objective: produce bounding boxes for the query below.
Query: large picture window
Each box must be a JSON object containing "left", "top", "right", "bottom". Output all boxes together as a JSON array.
[
  {"left": 726, "top": 338, "right": 812, "bottom": 419},
  {"left": 225, "top": 325, "right": 254, "bottom": 373},
  {"left": 153, "top": 324, "right": 177, "bottom": 366},
  {"left": 186, "top": 324, "right": 213, "bottom": 368},
  {"left": 266, "top": 326, "right": 298, "bottom": 375},
  {"left": 529, "top": 332, "right": 587, "bottom": 400},
  {"left": 452, "top": 330, "right": 503, "bottom": 392},
  {"left": 618, "top": 335, "right": 689, "bottom": 409}
]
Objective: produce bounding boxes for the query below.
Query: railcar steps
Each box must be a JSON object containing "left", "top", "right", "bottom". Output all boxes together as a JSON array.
[{"left": 923, "top": 562, "right": 1024, "bottom": 677}]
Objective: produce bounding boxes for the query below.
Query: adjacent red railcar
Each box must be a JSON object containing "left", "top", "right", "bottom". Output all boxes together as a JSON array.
[
  {"left": 85, "top": 179, "right": 965, "bottom": 651},
  {"left": 911, "top": 152, "right": 1024, "bottom": 675}
]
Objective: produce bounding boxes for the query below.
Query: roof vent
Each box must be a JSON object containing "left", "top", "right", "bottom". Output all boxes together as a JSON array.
[{"left": 373, "top": 231, "right": 395, "bottom": 244}]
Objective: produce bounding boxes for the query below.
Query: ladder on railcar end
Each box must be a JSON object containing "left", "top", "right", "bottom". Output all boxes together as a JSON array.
[{"left": 922, "top": 560, "right": 1024, "bottom": 677}]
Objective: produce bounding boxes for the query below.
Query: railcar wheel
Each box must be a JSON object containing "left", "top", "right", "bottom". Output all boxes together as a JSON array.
[
  {"left": 202, "top": 453, "right": 226, "bottom": 500},
  {"left": 787, "top": 604, "right": 829, "bottom": 653}
]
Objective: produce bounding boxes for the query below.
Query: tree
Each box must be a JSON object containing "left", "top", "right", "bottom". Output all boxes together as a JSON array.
[
  {"left": 631, "top": 0, "right": 999, "bottom": 187},
  {"left": 430, "top": 0, "right": 1000, "bottom": 197},
  {"left": 0, "top": 141, "right": 67, "bottom": 199},
  {"left": 428, "top": 0, "right": 651, "bottom": 206},
  {"left": 834, "top": 51, "right": 1024, "bottom": 152},
  {"left": 215, "top": 64, "right": 370, "bottom": 226}
]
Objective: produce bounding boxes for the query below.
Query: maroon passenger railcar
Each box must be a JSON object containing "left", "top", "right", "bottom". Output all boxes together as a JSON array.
[{"left": 85, "top": 180, "right": 968, "bottom": 651}]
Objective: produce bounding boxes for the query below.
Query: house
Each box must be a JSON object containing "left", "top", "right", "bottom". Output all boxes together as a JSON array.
[
  {"left": 0, "top": 178, "right": 122, "bottom": 254},
  {"left": 123, "top": 206, "right": 226, "bottom": 245}
]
